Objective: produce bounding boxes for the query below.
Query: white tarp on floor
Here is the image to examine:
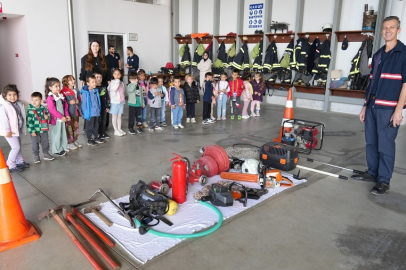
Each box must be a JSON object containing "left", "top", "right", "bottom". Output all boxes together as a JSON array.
[{"left": 85, "top": 174, "right": 306, "bottom": 264}]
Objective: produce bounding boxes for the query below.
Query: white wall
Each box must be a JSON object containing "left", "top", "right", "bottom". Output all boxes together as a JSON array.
[
  {"left": 0, "top": 16, "right": 33, "bottom": 103},
  {"left": 179, "top": 0, "right": 193, "bottom": 35},
  {"left": 73, "top": 0, "right": 171, "bottom": 79},
  {"left": 302, "top": 0, "right": 334, "bottom": 32},
  {"left": 198, "top": 0, "right": 214, "bottom": 33},
  {"left": 0, "top": 0, "right": 71, "bottom": 102},
  {"left": 219, "top": 0, "right": 238, "bottom": 34}
]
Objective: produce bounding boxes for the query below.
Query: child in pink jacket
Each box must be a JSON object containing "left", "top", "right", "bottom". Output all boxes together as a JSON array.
[
  {"left": 45, "top": 77, "right": 70, "bottom": 156},
  {"left": 0, "top": 84, "right": 29, "bottom": 172}
]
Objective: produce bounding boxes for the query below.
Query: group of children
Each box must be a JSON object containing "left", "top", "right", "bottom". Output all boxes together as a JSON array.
[{"left": 0, "top": 68, "right": 266, "bottom": 172}]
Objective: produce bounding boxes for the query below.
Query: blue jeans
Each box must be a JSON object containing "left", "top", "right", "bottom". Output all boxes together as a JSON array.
[
  {"left": 172, "top": 106, "right": 183, "bottom": 126},
  {"left": 142, "top": 97, "right": 147, "bottom": 122},
  {"left": 161, "top": 100, "right": 166, "bottom": 123},
  {"left": 365, "top": 104, "right": 400, "bottom": 183},
  {"left": 217, "top": 95, "right": 227, "bottom": 118}
]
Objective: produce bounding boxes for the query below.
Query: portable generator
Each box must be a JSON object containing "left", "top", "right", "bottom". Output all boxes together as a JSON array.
[{"left": 260, "top": 142, "right": 298, "bottom": 171}]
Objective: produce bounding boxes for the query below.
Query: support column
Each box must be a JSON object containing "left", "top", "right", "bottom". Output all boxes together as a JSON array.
[
  {"left": 323, "top": 0, "right": 342, "bottom": 112},
  {"left": 191, "top": 0, "right": 198, "bottom": 73},
  {"left": 67, "top": 0, "right": 77, "bottom": 88},
  {"left": 292, "top": 0, "right": 305, "bottom": 108},
  {"left": 236, "top": 0, "right": 245, "bottom": 49},
  {"left": 262, "top": 0, "right": 273, "bottom": 63},
  {"left": 212, "top": 0, "right": 220, "bottom": 63},
  {"left": 373, "top": 0, "right": 387, "bottom": 53},
  {"left": 172, "top": 0, "right": 179, "bottom": 65}
]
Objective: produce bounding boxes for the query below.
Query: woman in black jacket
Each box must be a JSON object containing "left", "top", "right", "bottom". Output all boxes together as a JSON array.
[
  {"left": 183, "top": 74, "right": 200, "bottom": 123},
  {"left": 79, "top": 40, "right": 110, "bottom": 87}
]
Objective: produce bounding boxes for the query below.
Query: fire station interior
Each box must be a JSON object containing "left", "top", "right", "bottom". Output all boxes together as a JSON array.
[{"left": 1, "top": 0, "right": 406, "bottom": 270}]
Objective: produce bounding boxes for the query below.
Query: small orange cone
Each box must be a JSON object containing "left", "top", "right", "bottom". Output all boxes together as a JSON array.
[
  {"left": 0, "top": 148, "right": 40, "bottom": 252},
  {"left": 273, "top": 87, "right": 294, "bottom": 142}
]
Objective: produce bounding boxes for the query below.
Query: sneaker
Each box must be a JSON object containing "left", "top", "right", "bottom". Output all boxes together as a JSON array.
[
  {"left": 67, "top": 143, "right": 78, "bottom": 150},
  {"left": 55, "top": 150, "right": 67, "bottom": 156},
  {"left": 136, "top": 128, "right": 142, "bottom": 134},
  {"left": 114, "top": 131, "right": 124, "bottom": 136},
  {"left": 16, "top": 162, "right": 30, "bottom": 169},
  {"left": 162, "top": 122, "right": 167, "bottom": 127},
  {"left": 87, "top": 140, "right": 98, "bottom": 146},
  {"left": 238, "top": 115, "right": 242, "bottom": 120},
  {"left": 207, "top": 119, "right": 215, "bottom": 124},
  {"left": 370, "top": 182, "right": 390, "bottom": 195},
  {"left": 242, "top": 115, "right": 249, "bottom": 119},
  {"left": 74, "top": 141, "right": 83, "bottom": 148},
  {"left": 142, "top": 122, "right": 149, "bottom": 128},
  {"left": 103, "top": 133, "right": 110, "bottom": 139},
  {"left": 178, "top": 124, "right": 184, "bottom": 129},
  {"left": 186, "top": 118, "right": 190, "bottom": 123},
  {"left": 210, "top": 116, "right": 216, "bottom": 121},
  {"left": 202, "top": 120, "right": 209, "bottom": 125},
  {"left": 173, "top": 125, "right": 179, "bottom": 129},
  {"left": 155, "top": 126, "right": 164, "bottom": 130},
  {"left": 217, "top": 118, "right": 221, "bottom": 121},
  {"left": 34, "top": 156, "right": 41, "bottom": 164},
  {"left": 119, "top": 130, "right": 126, "bottom": 135},
  {"left": 222, "top": 116, "right": 226, "bottom": 120},
  {"left": 256, "top": 113, "right": 260, "bottom": 117},
  {"left": 231, "top": 115, "right": 235, "bottom": 120},
  {"left": 149, "top": 128, "right": 154, "bottom": 132},
  {"left": 64, "top": 148, "right": 70, "bottom": 152},
  {"left": 9, "top": 167, "right": 24, "bottom": 173},
  {"left": 251, "top": 113, "right": 256, "bottom": 117},
  {"left": 129, "top": 128, "right": 136, "bottom": 135},
  {"left": 94, "top": 138, "right": 104, "bottom": 144},
  {"left": 44, "top": 153, "right": 55, "bottom": 161}
]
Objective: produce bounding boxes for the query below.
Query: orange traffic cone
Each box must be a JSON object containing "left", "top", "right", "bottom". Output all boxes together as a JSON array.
[
  {"left": 0, "top": 148, "right": 40, "bottom": 252},
  {"left": 273, "top": 87, "right": 294, "bottom": 142}
]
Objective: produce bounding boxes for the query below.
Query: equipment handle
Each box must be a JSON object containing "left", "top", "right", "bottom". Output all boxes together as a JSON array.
[
  {"left": 339, "top": 175, "right": 348, "bottom": 180},
  {"left": 200, "top": 196, "right": 211, "bottom": 202},
  {"left": 170, "top": 153, "right": 182, "bottom": 162},
  {"left": 92, "top": 209, "right": 113, "bottom": 227},
  {"left": 352, "top": 169, "right": 364, "bottom": 174},
  {"left": 220, "top": 172, "right": 259, "bottom": 183},
  {"left": 66, "top": 213, "right": 120, "bottom": 270},
  {"left": 50, "top": 210, "right": 103, "bottom": 270},
  {"left": 72, "top": 207, "right": 115, "bottom": 247},
  {"left": 306, "top": 158, "right": 314, "bottom": 162}
]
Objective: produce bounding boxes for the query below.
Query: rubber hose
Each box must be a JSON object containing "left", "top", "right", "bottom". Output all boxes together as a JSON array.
[{"left": 135, "top": 201, "right": 223, "bottom": 238}]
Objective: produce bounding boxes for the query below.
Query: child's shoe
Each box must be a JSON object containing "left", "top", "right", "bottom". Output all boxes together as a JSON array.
[
  {"left": 210, "top": 116, "right": 216, "bottom": 121},
  {"left": 74, "top": 141, "right": 83, "bottom": 147},
  {"left": 64, "top": 148, "right": 70, "bottom": 152},
  {"left": 129, "top": 128, "right": 136, "bottom": 135},
  {"left": 9, "top": 167, "right": 24, "bottom": 173},
  {"left": 142, "top": 122, "right": 149, "bottom": 128},
  {"left": 222, "top": 116, "right": 226, "bottom": 120},
  {"left": 94, "top": 137, "right": 104, "bottom": 144},
  {"left": 114, "top": 131, "right": 124, "bottom": 137},
  {"left": 251, "top": 113, "right": 256, "bottom": 117},
  {"left": 238, "top": 115, "right": 242, "bottom": 120},
  {"left": 162, "top": 122, "right": 167, "bottom": 127},
  {"left": 103, "top": 133, "right": 110, "bottom": 139},
  {"left": 202, "top": 120, "right": 209, "bottom": 125},
  {"left": 231, "top": 115, "right": 235, "bottom": 120},
  {"left": 55, "top": 150, "right": 67, "bottom": 156},
  {"left": 256, "top": 112, "right": 260, "bottom": 117},
  {"left": 34, "top": 156, "right": 41, "bottom": 164},
  {"left": 207, "top": 119, "right": 215, "bottom": 124},
  {"left": 43, "top": 153, "right": 55, "bottom": 161},
  {"left": 149, "top": 128, "right": 154, "bottom": 132},
  {"left": 67, "top": 143, "right": 78, "bottom": 150},
  {"left": 191, "top": 118, "right": 196, "bottom": 123},
  {"left": 178, "top": 124, "right": 184, "bottom": 129},
  {"left": 173, "top": 125, "right": 179, "bottom": 129},
  {"left": 119, "top": 130, "right": 126, "bottom": 135},
  {"left": 186, "top": 118, "right": 190, "bottom": 123},
  {"left": 155, "top": 126, "right": 164, "bottom": 130},
  {"left": 16, "top": 162, "right": 30, "bottom": 169},
  {"left": 136, "top": 127, "right": 142, "bottom": 133},
  {"left": 87, "top": 140, "right": 98, "bottom": 146},
  {"left": 217, "top": 117, "right": 221, "bottom": 121}
]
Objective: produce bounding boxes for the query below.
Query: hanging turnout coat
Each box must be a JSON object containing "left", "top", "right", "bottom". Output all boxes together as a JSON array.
[
  {"left": 312, "top": 39, "right": 331, "bottom": 84},
  {"left": 180, "top": 42, "right": 191, "bottom": 67},
  {"left": 277, "top": 40, "right": 295, "bottom": 83},
  {"left": 231, "top": 41, "right": 250, "bottom": 71},
  {"left": 252, "top": 41, "right": 263, "bottom": 71},
  {"left": 292, "top": 38, "right": 310, "bottom": 71},
  {"left": 262, "top": 40, "right": 278, "bottom": 73},
  {"left": 213, "top": 41, "right": 227, "bottom": 77},
  {"left": 349, "top": 38, "right": 373, "bottom": 90},
  {"left": 192, "top": 43, "right": 204, "bottom": 66},
  {"left": 226, "top": 42, "right": 237, "bottom": 68}
]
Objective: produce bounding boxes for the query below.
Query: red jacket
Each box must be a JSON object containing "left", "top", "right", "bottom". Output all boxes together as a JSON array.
[{"left": 228, "top": 78, "right": 244, "bottom": 97}]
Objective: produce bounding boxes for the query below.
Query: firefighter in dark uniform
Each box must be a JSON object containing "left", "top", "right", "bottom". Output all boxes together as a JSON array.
[
  {"left": 106, "top": 45, "right": 122, "bottom": 72},
  {"left": 125, "top": 46, "right": 139, "bottom": 82},
  {"left": 352, "top": 16, "right": 406, "bottom": 195}
]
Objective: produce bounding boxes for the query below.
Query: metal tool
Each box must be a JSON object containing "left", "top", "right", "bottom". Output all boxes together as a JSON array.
[
  {"left": 64, "top": 211, "right": 120, "bottom": 270},
  {"left": 38, "top": 197, "right": 95, "bottom": 221},
  {"left": 41, "top": 209, "right": 103, "bottom": 270},
  {"left": 84, "top": 206, "right": 113, "bottom": 227},
  {"left": 304, "top": 158, "right": 364, "bottom": 174},
  {"left": 296, "top": 165, "right": 348, "bottom": 180},
  {"left": 89, "top": 189, "right": 134, "bottom": 227}
]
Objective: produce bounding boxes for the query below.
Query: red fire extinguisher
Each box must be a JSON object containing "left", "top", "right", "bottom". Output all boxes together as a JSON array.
[{"left": 170, "top": 153, "right": 190, "bottom": 204}]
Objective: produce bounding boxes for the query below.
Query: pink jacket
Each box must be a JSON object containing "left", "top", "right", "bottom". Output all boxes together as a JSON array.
[
  {"left": 46, "top": 94, "right": 70, "bottom": 125},
  {"left": 0, "top": 95, "right": 26, "bottom": 136}
]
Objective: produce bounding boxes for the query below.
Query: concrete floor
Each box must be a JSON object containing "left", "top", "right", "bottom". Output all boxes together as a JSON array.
[{"left": 1, "top": 100, "right": 406, "bottom": 270}]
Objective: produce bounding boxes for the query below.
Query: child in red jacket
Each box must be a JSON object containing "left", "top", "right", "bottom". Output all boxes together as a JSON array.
[{"left": 228, "top": 69, "right": 245, "bottom": 120}]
